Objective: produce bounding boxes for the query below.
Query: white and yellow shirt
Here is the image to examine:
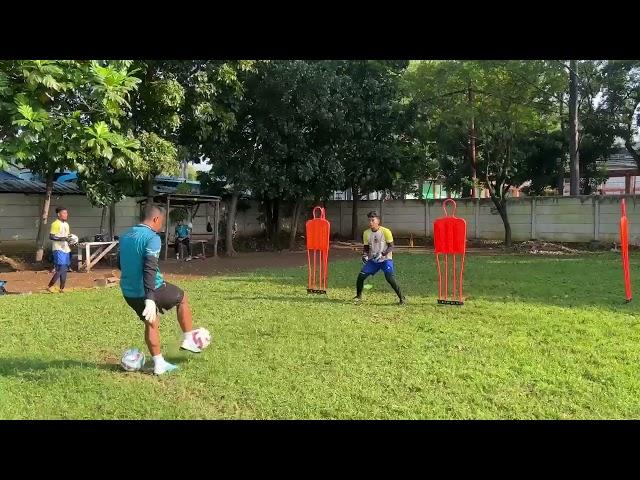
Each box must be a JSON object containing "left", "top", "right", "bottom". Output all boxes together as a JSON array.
[
  {"left": 50, "top": 219, "right": 71, "bottom": 253},
  {"left": 363, "top": 226, "right": 394, "bottom": 261}
]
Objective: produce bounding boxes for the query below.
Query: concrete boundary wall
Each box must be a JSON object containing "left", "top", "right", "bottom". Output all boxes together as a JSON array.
[{"left": 2, "top": 194, "right": 637, "bottom": 253}]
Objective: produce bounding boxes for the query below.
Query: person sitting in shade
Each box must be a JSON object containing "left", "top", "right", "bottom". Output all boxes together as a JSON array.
[{"left": 174, "top": 220, "right": 192, "bottom": 261}]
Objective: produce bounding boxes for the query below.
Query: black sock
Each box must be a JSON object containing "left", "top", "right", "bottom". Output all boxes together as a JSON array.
[
  {"left": 384, "top": 272, "right": 403, "bottom": 300},
  {"left": 49, "top": 264, "right": 63, "bottom": 288},
  {"left": 48, "top": 272, "right": 60, "bottom": 288},
  {"left": 356, "top": 272, "right": 369, "bottom": 297},
  {"left": 59, "top": 265, "right": 68, "bottom": 290}
]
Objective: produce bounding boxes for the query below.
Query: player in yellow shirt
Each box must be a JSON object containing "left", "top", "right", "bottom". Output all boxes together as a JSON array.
[
  {"left": 354, "top": 210, "right": 406, "bottom": 305},
  {"left": 47, "top": 207, "right": 77, "bottom": 293}
]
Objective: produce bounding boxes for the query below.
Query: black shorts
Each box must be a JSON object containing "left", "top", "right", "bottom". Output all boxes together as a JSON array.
[{"left": 124, "top": 282, "right": 184, "bottom": 321}]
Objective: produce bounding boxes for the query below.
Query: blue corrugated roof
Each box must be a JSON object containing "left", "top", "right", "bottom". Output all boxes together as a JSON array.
[
  {"left": 155, "top": 175, "right": 200, "bottom": 185},
  {"left": 0, "top": 171, "right": 20, "bottom": 181},
  {"left": 0, "top": 177, "right": 83, "bottom": 194}
]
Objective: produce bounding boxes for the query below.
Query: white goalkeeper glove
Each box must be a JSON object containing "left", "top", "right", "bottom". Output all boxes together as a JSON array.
[
  {"left": 142, "top": 299, "right": 157, "bottom": 324},
  {"left": 372, "top": 253, "right": 383, "bottom": 262}
]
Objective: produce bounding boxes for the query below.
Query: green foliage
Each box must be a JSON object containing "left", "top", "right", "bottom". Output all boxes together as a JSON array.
[
  {"left": 124, "top": 61, "right": 254, "bottom": 197},
  {"left": 137, "top": 130, "right": 178, "bottom": 177},
  {"left": 175, "top": 182, "right": 193, "bottom": 194},
  {"left": 337, "top": 60, "right": 417, "bottom": 196},
  {"left": 169, "top": 207, "right": 189, "bottom": 224},
  {"left": 178, "top": 60, "right": 256, "bottom": 154},
  {"left": 245, "top": 60, "right": 349, "bottom": 201},
  {"left": 598, "top": 60, "right": 640, "bottom": 164},
  {"left": 186, "top": 164, "right": 198, "bottom": 181},
  {"left": 202, "top": 61, "right": 342, "bottom": 209},
  {"left": 0, "top": 60, "right": 143, "bottom": 207},
  {"left": 2, "top": 58, "right": 633, "bottom": 220},
  {"left": 407, "top": 60, "right": 567, "bottom": 198}
]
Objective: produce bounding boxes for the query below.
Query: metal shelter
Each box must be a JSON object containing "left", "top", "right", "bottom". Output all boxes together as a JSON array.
[{"left": 137, "top": 193, "right": 222, "bottom": 261}]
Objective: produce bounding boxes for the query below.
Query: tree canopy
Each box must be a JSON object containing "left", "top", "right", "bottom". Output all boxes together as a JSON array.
[{"left": 1, "top": 59, "right": 636, "bottom": 255}]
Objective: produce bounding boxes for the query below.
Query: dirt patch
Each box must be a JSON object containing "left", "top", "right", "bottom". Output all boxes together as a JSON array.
[
  {"left": 512, "top": 240, "right": 583, "bottom": 255},
  {"left": 0, "top": 269, "right": 122, "bottom": 295},
  {"left": 0, "top": 248, "right": 357, "bottom": 295},
  {"left": 2, "top": 237, "right": 611, "bottom": 295},
  {"left": 160, "top": 247, "right": 356, "bottom": 280}
]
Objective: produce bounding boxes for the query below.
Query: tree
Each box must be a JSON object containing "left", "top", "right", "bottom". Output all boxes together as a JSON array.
[
  {"left": 573, "top": 60, "right": 613, "bottom": 194},
  {"left": 336, "top": 60, "right": 414, "bottom": 239},
  {"left": 0, "top": 60, "right": 141, "bottom": 260},
  {"left": 126, "top": 61, "right": 184, "bottom": 199},
  {"left": 246, "top": 60, "right": 350, "bottom": 248},
  {"left": 407, "top": 60, "right": 565, "bottom": 246},
  {"left": 569, "top": 60, "right": 581, "bottom": 195},
  {"left": 599, "top": 61, "right": 640, "bottom": 169},
  {"left": 182, "top": 60, "right": 257, "bottom": 255},
  {"left": 204, "top": 60, "right": 349, "bottom": 252}
]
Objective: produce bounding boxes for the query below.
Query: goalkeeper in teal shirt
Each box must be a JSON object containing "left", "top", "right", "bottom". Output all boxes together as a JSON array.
[{"left": 118, "top": 205, "right": 204, "bottom": 375}]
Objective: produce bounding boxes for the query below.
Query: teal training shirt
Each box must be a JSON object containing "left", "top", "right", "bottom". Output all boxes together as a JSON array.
[
  {"left": 175, "top": 224, "right": 190, "bottom": 238},
  {"left": 119, "top": 224, "right": 164, "bottom": 298}
]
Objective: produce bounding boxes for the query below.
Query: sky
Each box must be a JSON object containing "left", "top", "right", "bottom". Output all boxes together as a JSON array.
[{"left": 191, "top": 160, "right": 211, "bottom": 172}]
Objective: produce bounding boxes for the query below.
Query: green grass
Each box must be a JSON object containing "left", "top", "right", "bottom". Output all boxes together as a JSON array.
[{"left": 2, "top": 251, "right": 640, "bottom": 419}]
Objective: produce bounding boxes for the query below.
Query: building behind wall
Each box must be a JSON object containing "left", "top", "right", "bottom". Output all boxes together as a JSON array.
[
  {"left": 332, "top": 180, "right": 453, "bottom": 201},
  {"left": 560, "top": 148, "right": 640, "bottom": 195}
]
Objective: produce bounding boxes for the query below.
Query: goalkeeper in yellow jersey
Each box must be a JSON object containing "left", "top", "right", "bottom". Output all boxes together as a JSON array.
[{"left": 354, "top": 210, "right": 406, "bottom": 305}]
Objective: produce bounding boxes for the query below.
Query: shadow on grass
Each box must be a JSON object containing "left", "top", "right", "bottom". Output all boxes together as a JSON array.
[
  {"left": 0, "top": 356, "right": 190, "bottom": 380},
  {"left": 222, "top": 293, "right": 406, "bottom": 307},
  {"left": 0, "top": 358, "right": 117, "bottom": 379}
]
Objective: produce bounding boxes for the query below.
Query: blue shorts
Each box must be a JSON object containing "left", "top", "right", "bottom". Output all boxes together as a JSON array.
[
  {"left": 52, "top": 250, "right": 71, "bottom": 266},
  {"left": 361, "top": 259, "right": 394, "bottom": 276}
]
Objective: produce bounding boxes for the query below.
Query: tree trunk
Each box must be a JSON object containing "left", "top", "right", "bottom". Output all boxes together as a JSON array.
[
  {"left": 100, "top": 205, "right": 108, "bottom": 234},
  {"left": 468, "top": 84, "right": 477, "bottom": 198},
  {"left": 109, "top": 201, "right": 116, "bottom": 239},
  {"left": 490, "top": 194, "right": 512, "bottom": 248},
  {"left": 351, "top": 185, "right": 360, "bottom": 240},
  {"left": 35, "top": 172, "right": 54, "bottom": 262},
  {"left": 145, "top": 173, "right": 155, "bottom": 202},
  {"left": 273, "top": 198, "right": 281, "bottom": 248},
  {"left": 225, "top": 191, "right": 239, "bottom": 256},
  {"left": 557, "top": 93, "right": 566, "bottom": 195},
  {"left": 262, "top": 198, "right": 280, "bottom": 246},
  {"left": 569, "top": 59, "right": 580, "bottom": 196},
  {"left": 263, "top": 198, "right": 273, "bottom": 241},
  {"left": 288, "top": 198, "right": 304, "bottom": 251}
]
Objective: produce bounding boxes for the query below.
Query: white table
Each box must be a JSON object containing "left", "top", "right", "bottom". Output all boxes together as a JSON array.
[{"left": 77, "top": 241, "right": 119, "bottom": 272}]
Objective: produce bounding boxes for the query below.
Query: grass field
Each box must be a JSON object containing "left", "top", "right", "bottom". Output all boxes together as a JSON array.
[{"left": 1, "top": 251, "right": 640, "bottom": 419}]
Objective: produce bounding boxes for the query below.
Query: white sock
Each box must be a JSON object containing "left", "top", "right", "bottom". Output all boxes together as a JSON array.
[
  {"left": 153, "top": 354, "right": 166, "bottom": 366},
  {"left": 183, "top": 331, "right": 194, "bottom": 342}
]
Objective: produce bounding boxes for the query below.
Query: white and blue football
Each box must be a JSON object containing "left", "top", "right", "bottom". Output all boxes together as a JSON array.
[{"left": 121, "top": 348, "right": 145, "bottom": 372}]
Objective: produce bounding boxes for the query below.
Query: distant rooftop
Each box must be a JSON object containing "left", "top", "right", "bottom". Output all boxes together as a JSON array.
[
  {"left": 0, "top": 176, "right": 83, "bottom": 195},
  {"left": 599, "top": 148, "right": 639, "bottom": 176}
]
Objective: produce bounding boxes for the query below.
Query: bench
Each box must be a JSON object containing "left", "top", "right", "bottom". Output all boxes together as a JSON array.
[{"left": 77, "top": 241, "right": 119, "bottom": 272}]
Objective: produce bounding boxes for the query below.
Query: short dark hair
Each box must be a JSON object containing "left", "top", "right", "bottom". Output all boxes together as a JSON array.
[
  {"left": 367, "top": 210, "right": 380, "bottom": 219},
  {"left": 55, "top": 207, "right": 67, "bottom": 214},
  {"left": 143, "top": 204, "right": 166, "bottom": 221}
]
